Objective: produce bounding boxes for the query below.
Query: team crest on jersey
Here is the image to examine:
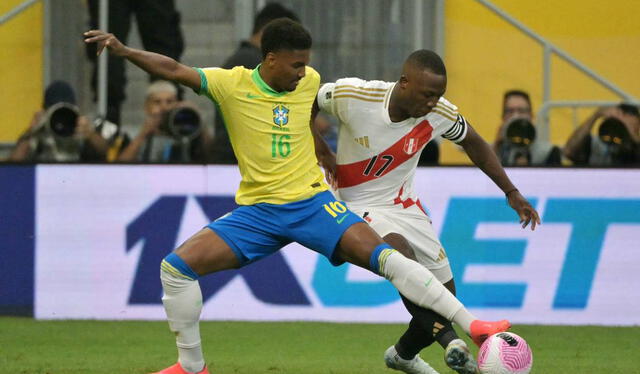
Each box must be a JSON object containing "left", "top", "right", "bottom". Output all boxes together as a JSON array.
[
  {"left": 272, "top": 104, "right": 290, "bottom": 127},
  {"left": 403, "top": 137, "right": 420, "bottom": 155}
]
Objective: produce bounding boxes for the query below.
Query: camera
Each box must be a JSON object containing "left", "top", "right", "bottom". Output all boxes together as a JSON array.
[
  {"left": 598, "top": 117, "right": 630, "bottom": 146},
  {"left": 505, "top": 118, "right": 536, "bottom": 147},
  {"left": 42, "top": 102, "right": 79, "bottom": 138},
  {"left": 161, "top": 107, "right": 202, "bottom": 140},
  {"left": 597, "top": 116, "right": 635, "bottom": 164},
  {"left": 500, "top": 118, "right": 536, "bottom": 166}
]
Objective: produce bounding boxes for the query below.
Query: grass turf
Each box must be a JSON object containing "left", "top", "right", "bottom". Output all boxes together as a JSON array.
[{"left": 1, "top": 317, "right": 638, "bottom": 373}]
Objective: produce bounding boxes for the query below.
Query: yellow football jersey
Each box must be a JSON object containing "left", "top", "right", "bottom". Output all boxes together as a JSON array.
[{"left": 196, "top": 65, "right": 328, "bottom": 205}]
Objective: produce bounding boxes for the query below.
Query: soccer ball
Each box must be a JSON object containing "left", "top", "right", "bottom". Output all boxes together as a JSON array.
[{"left": 477, "top": 332, "right": 533, "bottom": 374}]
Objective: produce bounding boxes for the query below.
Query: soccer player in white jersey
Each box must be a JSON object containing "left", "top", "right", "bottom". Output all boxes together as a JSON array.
[{"left": 315, "top": 50, "right": 540, "bottom": 374}]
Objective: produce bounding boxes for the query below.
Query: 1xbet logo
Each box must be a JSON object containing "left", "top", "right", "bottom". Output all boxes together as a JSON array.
[
  {"left": 126, "top": 196, "right": 640, "bottom": 309},
  {"left": 127, "top": 196, "right": 311, "bottom": 306}
]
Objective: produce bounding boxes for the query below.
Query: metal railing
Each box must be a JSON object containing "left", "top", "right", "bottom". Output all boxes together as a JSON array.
[
  {"left": 475, "top": 0, "right": 639, "bottom": 139},
  {"left": 1, "top": 0, "right": 109, "bottom": 120},
  {"left": 96, "top": 0, "right": 108, "bottom": 120},
  {"left": 0, "top": 0, "right": 40, "bottom": 25}
]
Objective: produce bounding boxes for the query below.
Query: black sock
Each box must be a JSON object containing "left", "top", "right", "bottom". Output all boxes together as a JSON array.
[
  {"left": 396, "top": 317, "right": 435, "bottom": 360},
  {"left": 400, "top": 294, "right": 460, "bottom": 350},
  {"left": 435, "top": 326, "right": 458, "bottom": 349}
]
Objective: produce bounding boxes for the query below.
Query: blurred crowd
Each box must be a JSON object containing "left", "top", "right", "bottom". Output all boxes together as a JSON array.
[{"left": 3, "top": 2, "right": 639, "bottom": 167}]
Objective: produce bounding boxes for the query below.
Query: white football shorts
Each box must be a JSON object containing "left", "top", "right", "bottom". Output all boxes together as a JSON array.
[{"left": 347, "top": 202, "right": 453, "bottom": 284}]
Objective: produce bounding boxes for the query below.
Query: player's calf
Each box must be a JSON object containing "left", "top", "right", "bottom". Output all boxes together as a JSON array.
[
  {"left": 160, "top": 254, "right": 206, "bottom": 374},
  {"left": 370, "top": 244, "right": 511, "bottom": 342},
  {"left": 370, "top": 244, "right": 463, "bottom": 321}
]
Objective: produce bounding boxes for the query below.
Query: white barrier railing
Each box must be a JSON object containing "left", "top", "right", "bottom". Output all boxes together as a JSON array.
[
  {"left": 474, "top": 0, "right": 639, "bottom": 141},
  {"left": 0, "top": 0, "right": 39, "bottom": 25}
]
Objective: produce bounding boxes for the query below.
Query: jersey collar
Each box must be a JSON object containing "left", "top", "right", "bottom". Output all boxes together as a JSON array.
[
  {"left": 251, "top": 64, "right": 288, "bottom": 97},
  {"left": 383, "top": 83, "right": 410, "bottom": 127}
]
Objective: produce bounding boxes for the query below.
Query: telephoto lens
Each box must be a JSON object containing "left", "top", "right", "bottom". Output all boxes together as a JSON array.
[
  {"left": 168, "top": 107, "right": 201, "bottom": 139},
  {"left": 598, "top": 117, "right": 629, "bottom": 145},
  {"left": 46, "top": 103, "right": 79, "bottom": 138},
  {"left": 505, "top": 118, "right": 536, "bottom": 146}
]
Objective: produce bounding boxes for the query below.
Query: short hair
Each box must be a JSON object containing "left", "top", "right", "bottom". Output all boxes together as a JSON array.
[
  {"left": 253, "top": 3, "right": 299, "bottom": 35},
  {"left": 503, "top": 90, "right": 532, "bottom": 108},
  {"left": 44, "top": 80, "right": 76, "bottom": 109},
  {"left": 619, "top": 103, "right": 640, "bottom": 118},
  {"left": 405, "top": 49, "right": 447, "bottom": 76},
  {"left": 146, "top": 80, "right": 177, "bottom": 99},
  {"left": 261, "top": 18, "right": 312, "bottom": 58}
]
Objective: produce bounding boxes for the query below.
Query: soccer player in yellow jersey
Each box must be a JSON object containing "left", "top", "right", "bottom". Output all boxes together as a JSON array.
[{"left": 85, "top": 19, "right": 514, "bottom": 374}]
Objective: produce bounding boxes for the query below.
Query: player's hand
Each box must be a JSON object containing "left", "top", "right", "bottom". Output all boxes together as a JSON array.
[
  {"left": 507, "top": 190, "right": 541, "bottom": 230},
  {"left": 320, "top": 152, "right": 338, "bottom": 189},
  {"left": 83, "top": 30, "right": 128, "bottom": 57}
]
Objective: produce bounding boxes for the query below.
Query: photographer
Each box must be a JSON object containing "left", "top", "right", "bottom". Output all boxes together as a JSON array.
[
  {"left": 564, "top": 104, "right": 640, "bottom": 166},
  {"left": 498, "top": 118, "right": 535, "bottom": 166},
  {"left": 8, "top": 81, "right": 111, "bottom": 162},
  {"left": 118, "top": 81, "right": 211, "bottom": 163},
  {"left": 494, "top": 90, "right": 561, "bottom": 166}
]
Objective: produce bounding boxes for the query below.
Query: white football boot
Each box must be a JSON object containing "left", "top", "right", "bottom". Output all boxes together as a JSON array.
[
  {"left": 384, "top": 345, "right": 440, "bottom": 374},
  {"left": 444, "top": 339, "right": 479, "bottom": 374}
]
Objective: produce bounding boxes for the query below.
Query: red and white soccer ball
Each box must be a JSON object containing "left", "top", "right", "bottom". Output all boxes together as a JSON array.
[{"left": 477, "top": 332, "right": 533, "bottom": 374}]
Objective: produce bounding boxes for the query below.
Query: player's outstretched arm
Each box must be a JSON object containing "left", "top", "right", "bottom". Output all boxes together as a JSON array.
[
  {"left": 459, "top": 123, "right": 541, "bottom": 230},
  {"left": 83, "top": 30, "right": 200, "bottom": 92}
]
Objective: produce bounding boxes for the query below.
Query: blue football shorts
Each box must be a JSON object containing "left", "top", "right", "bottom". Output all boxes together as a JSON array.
[{"left": 207, "top": 190, "right": 364, "bottom": 266}]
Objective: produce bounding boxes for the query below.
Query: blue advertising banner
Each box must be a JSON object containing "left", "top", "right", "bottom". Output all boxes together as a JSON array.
[
  {"left": 2, "top": 165, "right": 640, "bottom": 325},
  {"left": 0, "top": 166, "right": 35, "bottom": 315}
]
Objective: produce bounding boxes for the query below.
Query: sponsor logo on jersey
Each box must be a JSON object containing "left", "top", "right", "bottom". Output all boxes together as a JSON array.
[
  {"left": 273, "top": 104, "right": 289, "bottom": 127},
  {"left": 437, "top": 248, "right": 447, "bottom": 262},
  {"left": 336, "top": 213, "right": 350, "bottom": 224},
  {"left": 433, "top": 322, "right": 445, "bottom": 336},
  {"left": 354, "top": 136, "right": 370, "bottom": 148},
  {"left": 363, "top": 212, "right": 373, "bottom": 223}
]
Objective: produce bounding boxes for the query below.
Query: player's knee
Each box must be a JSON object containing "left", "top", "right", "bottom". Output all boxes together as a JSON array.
[
  {"left": 394, "top": 245, "right": 417, "bottom": 261},
  {"left": 161, "top": 252, "right": 199, "bottom": 284},
  {"left": 383, "top": 233, "right": 417, "bottom": 261}
]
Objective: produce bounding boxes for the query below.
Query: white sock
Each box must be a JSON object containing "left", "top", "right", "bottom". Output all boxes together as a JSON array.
[
  {"left": 161, "top": 269, "right": 205, "bottom": 373},
  {"left": 452, "top": 308, "right": 476, "bottom": 334},
  {"left": 378, "top": 249, "right": 476, "bottom": 334}
]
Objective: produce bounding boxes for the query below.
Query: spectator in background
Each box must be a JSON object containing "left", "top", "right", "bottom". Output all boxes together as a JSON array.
[
  {"left": 563, "top": 103, "right": 640, "bottom": 166},
  {"left": 211, "top": 2, "right": 300, "bottom": 164},
  {"left": 8, "top": 81, "right": 114, "bottom": 163},
  {"left": 118, "top": 81, "right": 212, "bottom": 163},
  {"left": 493, "top": 90, "right": 561, "bottom": 166},
  {"left": 86, "top": 0, "right": 184, "bottom": 125}
]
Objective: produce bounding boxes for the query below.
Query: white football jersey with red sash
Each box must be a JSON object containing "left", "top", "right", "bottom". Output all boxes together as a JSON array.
[{"left": 318, "top": 78, "right": 468, "bottom": 208}]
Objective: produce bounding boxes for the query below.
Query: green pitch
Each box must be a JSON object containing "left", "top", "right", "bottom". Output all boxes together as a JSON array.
[{"left": 1, "top": 317, "right": 638, "bottom": 373}]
